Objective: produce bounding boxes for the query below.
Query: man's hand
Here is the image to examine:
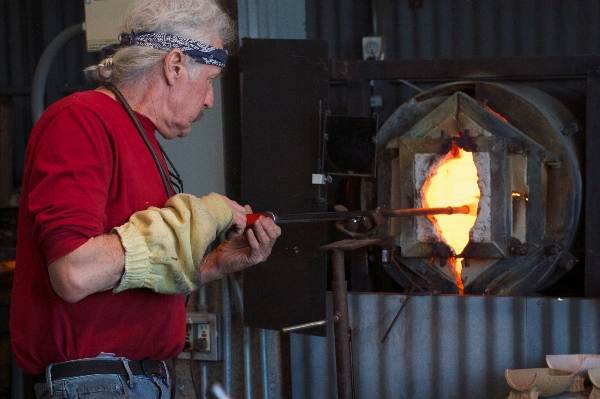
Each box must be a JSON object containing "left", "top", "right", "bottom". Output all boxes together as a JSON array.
[
  {"left": 201, "top": 215, "right": 281, "bottom": 284},
  {"left": 221, "top": 196, "right": 251, "bottom": 239}
]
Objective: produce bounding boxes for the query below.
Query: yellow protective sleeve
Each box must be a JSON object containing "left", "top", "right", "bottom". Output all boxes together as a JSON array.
[{"left": 112, "top": 192, "right": 233, "bottom": 295}]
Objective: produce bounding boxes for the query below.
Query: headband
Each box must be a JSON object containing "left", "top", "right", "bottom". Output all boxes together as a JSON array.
[{"left": 101, "top": 31, "right": 228, "bottom": 68}]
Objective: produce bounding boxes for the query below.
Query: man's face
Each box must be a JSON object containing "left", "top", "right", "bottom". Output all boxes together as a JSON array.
[{"left": 162, "top": 38, "right": 223, "bottom": 139}]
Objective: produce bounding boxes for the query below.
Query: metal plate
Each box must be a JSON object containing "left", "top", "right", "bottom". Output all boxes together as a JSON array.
[{"left": 241, "top": 38, "right": 329, "bottom": 334}]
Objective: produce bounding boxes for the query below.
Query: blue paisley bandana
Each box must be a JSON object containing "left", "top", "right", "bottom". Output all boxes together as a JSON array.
[{"left": 101, "top": 31, "right": 228, "bottom": 68}]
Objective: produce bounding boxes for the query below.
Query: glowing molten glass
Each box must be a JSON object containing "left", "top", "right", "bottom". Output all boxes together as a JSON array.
[{"left": 422, "top": 144, "right": 480, "bottom": 294}]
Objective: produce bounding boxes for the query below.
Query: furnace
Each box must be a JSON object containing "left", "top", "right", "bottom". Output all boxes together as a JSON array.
[{"left": 378, "top": 81, "right": 582, "bottom": 296}]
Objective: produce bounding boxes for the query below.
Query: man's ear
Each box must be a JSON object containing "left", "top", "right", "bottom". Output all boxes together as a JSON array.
[{"left": 163, "top": 49, "right": 186, "bottom": 86}]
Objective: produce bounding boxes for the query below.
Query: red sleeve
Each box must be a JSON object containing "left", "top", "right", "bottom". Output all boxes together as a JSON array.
[{"left": 26, "top": 105, "right": 114, "bottom": 264}]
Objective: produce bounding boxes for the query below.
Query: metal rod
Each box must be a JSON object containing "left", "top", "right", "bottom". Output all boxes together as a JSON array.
[
  {"left": 281, "top": 319, "right": 330, "bottom": 333},
  {"left": 244, "top": 327, "right": 252, "bottom": 399},
  {"left": 230, "top": 274, "right": 244, "bottom": 314},
  {"left": 389, "top": 257, "right": 425, "bottom": 293},
  {"left": 261, "top": 329, "right": 269, "bottom": 399},
  {"left": 201, "top": 363, "right": 208, "bottom": 398},
  {"left": 198, "top": 286, "right": 208, "bottom": 313},
  {"left": 331, "top": 250, "right": 352, "bottom": 399},
  {"left": 381, "top": 286, "right": 415, "bottom": 343},
  {"left": 221, "top": 277, "right": 232, "bottom": 395},
  {"left": 198, "top": 286, "right": 208, "bottom": 395},
  {"left": 371, "top": 0, "right": 378, "bottom": 34},
  {"left": 31, "top": 23, "right": 85, "bottom": 122},
  {"left": 272, "top": 205, "right": 471, "bottom": 224}
]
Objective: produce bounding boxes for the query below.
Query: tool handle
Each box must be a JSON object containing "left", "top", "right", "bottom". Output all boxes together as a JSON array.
[{"left": 245, "top": 212, "right": 277, "bottom": 227}]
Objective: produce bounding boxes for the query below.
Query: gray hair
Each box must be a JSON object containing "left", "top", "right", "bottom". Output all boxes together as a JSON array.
[{"left": 84, "top": 0, "right": 235, "bottom": 86}]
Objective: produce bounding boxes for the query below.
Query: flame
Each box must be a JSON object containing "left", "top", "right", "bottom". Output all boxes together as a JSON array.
[{"left": 422, "top": 144, "right": 480, "bottom": 294}]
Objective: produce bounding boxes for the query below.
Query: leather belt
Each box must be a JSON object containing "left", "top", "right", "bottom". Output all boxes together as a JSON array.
[{"left": 38, "top": 359, "right": 168, "bottom": 382}]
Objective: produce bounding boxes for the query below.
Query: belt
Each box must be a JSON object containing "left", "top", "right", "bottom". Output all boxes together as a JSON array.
[{"left": 38, "top": 359, "right": 168, "bottom": 382}]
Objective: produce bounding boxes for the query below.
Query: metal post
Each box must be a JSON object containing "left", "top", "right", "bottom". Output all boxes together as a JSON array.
[
  {"left": 244, "top": 327, "right": 252, "bottom": 399},
  {"left": 221, "top": 277, "right": 232, "bottom": 394},
  {"left": 261, "top": 329, "right": 269, "bottom": 399},
  {"left": 319, "top": 238, "right": 381, "bottom": 399},
  {"left": 331, "top": 250, "right": 352, "bottom": 399},
  {"left": 198, "top": 286, "right": 208, "bottom": 395}
]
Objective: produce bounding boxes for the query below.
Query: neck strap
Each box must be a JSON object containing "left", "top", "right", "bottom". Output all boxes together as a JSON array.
[{"left": 104, "top": 83, "right": 183, "bottom": 198}]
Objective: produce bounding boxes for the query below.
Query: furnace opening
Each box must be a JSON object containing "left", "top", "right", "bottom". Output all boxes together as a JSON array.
[{"left": 422, "top": 143, "right": 481, "bottom": 294}]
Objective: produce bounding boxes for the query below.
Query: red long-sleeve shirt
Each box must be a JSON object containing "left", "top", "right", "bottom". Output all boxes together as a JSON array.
[{"left": 10, "top": 90, "right": 186, "bottom": 375}]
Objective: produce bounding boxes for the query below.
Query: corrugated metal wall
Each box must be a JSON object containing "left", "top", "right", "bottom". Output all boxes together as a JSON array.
[
  {"left": 306, "top": 0, "right": 600, "bottom": 61},
  {"left": 291, "top": 293, "right": 600, "bottom": 399}
]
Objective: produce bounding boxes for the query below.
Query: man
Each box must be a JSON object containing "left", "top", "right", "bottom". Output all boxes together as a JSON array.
[{"left": 9, "top": 1, "right": 280, "bottom": 397}]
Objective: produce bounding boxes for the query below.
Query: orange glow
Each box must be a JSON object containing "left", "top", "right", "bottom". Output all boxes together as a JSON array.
[
  {"left": 512, "top": 192, "right": 528, "bottom": 200},
  {"left": 423, "top": 144, "right": 480, "bottom": 294},
  {"left": 484, "top": 105, "right": 509, "bottom": 123}
]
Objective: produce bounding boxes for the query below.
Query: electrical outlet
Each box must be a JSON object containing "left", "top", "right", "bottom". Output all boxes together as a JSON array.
[
  {"left": 197, "top": 323, "right": 210, "bottom": 351},
  {"left": 178, "top": 313, "right": 221, "bottom": 361}
]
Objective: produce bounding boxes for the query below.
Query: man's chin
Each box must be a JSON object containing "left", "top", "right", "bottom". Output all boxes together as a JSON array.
[
  {"left": 193, "top": 111, "right": 204, "bottom": 123},
  {"left": 178, "top": 129, "right": 192, "bottom": 138}
]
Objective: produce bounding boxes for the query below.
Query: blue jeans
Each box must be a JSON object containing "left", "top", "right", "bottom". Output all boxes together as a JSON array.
[{"left": 34, "top": 358, "right": 171, "bottom": 399}]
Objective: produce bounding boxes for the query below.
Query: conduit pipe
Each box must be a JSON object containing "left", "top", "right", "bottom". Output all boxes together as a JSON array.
[
  {"left": 221, "top": 276, "right": 232, "bottom": 395},
  {"left": 31, "top": 23, "right": 86, "bottom": 123},
  {"left": 198, "top": 286, "right": 209, "bottom": 396}
]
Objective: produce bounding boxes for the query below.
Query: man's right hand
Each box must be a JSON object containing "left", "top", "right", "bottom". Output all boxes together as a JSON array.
[{"left": 221, "top": 196, "right": 251, "bottom": 240}]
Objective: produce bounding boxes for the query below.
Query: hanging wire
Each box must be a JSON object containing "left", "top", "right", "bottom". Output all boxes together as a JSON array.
[{"left": 157, "top": 141, "right": 184, "bottom": 194}]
